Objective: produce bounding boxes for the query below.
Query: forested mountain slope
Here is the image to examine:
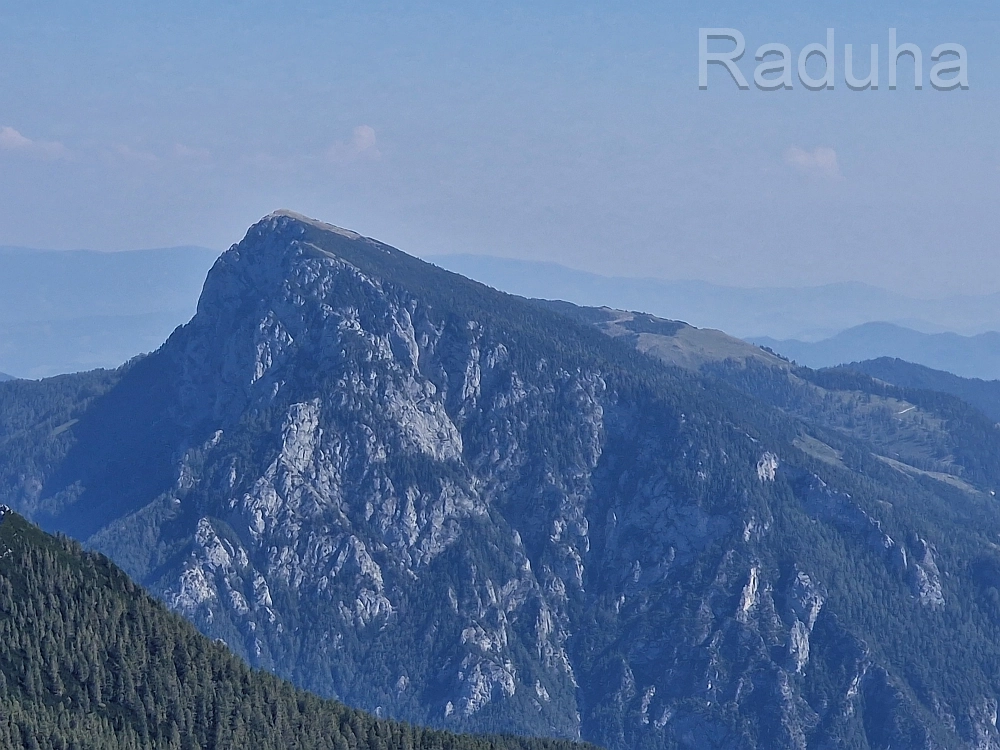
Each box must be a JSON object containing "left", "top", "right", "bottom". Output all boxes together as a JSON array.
[
  {"left": 4, "top": 213, "right": 1000, "bottom": 748},
  {"left": 0, "top": 508, "right": 595, "bottom": 750},
  {"left": 839, "top": 357, "right": 1000, "bottom": 423},
  {"left": 552, "top": 304, "right": 1000, "bottom": 498}
]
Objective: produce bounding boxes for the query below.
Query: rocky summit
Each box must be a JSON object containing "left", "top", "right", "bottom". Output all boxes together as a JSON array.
[{"left": 4, "top": 211, "right": 1000, "bottom": 748}]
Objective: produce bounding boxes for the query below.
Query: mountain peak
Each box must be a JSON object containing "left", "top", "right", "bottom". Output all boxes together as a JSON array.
[
  {"left": 260, "top": 209, "right": 363, "bottom": 241},
  {"left": 199, "top": 211, "right": 377, "bottom": 313}
]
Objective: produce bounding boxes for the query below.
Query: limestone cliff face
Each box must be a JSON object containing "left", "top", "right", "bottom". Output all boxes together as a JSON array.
[
  {"left": 6, "top": 212, "right": 1000, "bottom": 749},
  {"left": 95, "top": 212, "right": 605, "bottom": 738}
]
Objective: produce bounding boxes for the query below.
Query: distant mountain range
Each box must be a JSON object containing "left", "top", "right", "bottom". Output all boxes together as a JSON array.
[
  {"left": 754, "top": 322, "right": 1000, "bottom": 380},
  {"left": 0, "top": 372, "right": 12, "bottom": 382},
  {"left": 6, "top": 247, "right": 1000, "bottom": 380},
  {"left": 0, "top": 245, "right": 219, "bottom": 378},
  {"left": 427, "top": 254, "right": 1000, "bottom": 341}
]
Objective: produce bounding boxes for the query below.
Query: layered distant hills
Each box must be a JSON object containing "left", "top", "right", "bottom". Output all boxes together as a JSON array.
[
  {"left": 5, "top": 213, "right": 1000, "bottom": 747},
  {"left": 6, "top": 245, "right": 1000, "bottom": 382},
  {"left": 754, "top": 322, "right": 1000, "bottom": 381},
  {"left": 0, "top": 245, "right": 218, "bottom": 378}
]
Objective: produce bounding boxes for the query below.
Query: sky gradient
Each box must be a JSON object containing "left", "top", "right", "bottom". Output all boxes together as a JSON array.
[{"left": 0, "top": 1, "right": 995, "bottom": 296}]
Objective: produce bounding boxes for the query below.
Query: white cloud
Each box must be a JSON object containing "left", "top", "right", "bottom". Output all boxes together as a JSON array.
[
  {"left": 0, "top": 127, "right": 33, "bottom": 150},
  {"left": 173, "top": 143, "right": 211, "bottom": 160},
  {"left": 326, "top": 125, "right": 381, "bottom": 163},
  {"left": 784, "top": 146, "right": 841, "bottom": 179},
  {"left": 0, "top": 126, "right": 69, "bottom": 159},
  {"left": 114, "top": 144, "right": 159, "bottom": 163}
]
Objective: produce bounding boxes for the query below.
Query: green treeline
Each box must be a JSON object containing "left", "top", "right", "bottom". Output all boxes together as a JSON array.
[{"left": 0, "top": 512, "right": 598, "bottom": 750}]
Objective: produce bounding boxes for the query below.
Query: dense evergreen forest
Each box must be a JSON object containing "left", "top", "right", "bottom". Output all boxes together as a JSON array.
[{"left": 0, "top": 510, "right": 598, "bottom": 750}]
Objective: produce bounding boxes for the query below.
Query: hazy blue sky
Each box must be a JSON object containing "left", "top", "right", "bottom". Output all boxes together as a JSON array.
[{"left": 0, "top": 1, "right": 995, "bottom": 295}]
